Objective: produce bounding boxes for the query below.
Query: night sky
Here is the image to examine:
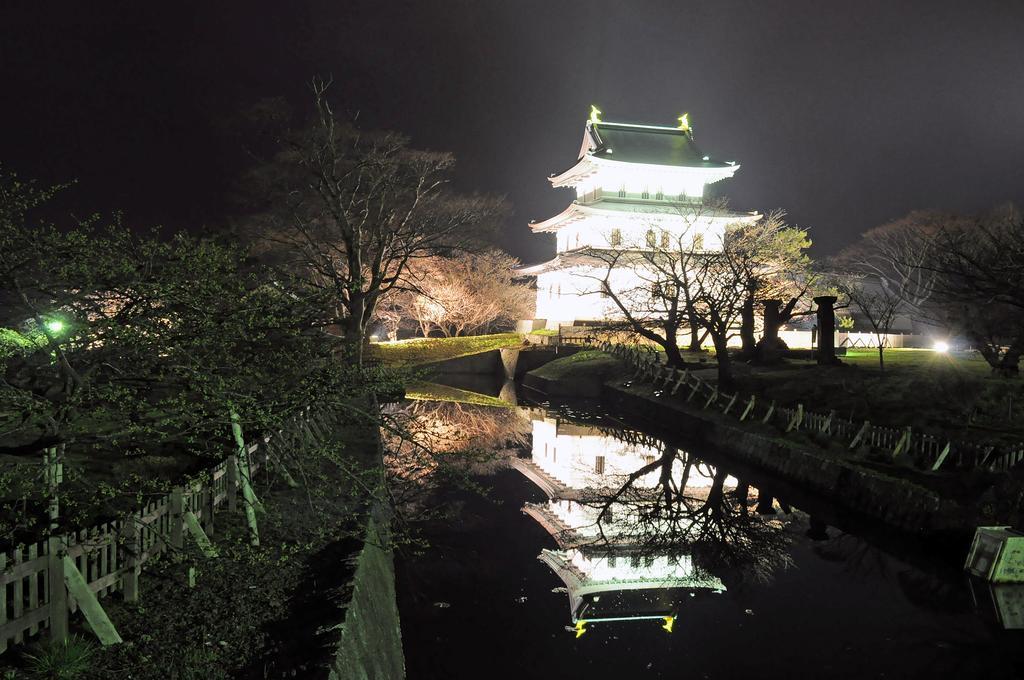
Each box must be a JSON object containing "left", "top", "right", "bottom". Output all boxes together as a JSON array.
[{"left": 3, "top": 0, "right": 1023, "bottom": 263}]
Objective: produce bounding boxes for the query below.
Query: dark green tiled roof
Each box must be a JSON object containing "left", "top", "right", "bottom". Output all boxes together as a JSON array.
[{"left": 590, "top": 122, "right": 731, "bottom": 168}]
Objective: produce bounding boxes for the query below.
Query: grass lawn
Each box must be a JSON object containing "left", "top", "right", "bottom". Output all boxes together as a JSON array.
[
  {"left": 735, "top": 348, "right": 1024, "bottom": 444},
  {"left": 366, "top": 332, "right": 523, "bottom": 367},
  {"left": 405, "top": 381, "right": 513, "bottom": 407},
  {"left": 841, "top": 347, "right": 993, "bottom": 375},
  {"left": 529, "top": 349, "right": 627, "bottom": 382}
]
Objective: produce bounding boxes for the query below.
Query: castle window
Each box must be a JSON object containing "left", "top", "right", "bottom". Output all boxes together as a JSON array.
[
  {"left": 609, "top": 228, "right": 622, "bottom": 246},
  {"left": 677, "top": 192, "right": 686, "bottom": 202},
  {"left": 646, "top": 229, "right": 656, "bottom": 248},
  {"left": 660, "top": 231, "right": 670, "bottom": 248},
  {"left": 692, "top": 233, "right": 705, "bottom": 251},
  {"left": 618, "top": 185, "right": 626, "bottom": 198},
  {"left": 655, "top": 189, "right": 664, "bottom": 200},
  {"left": 641, "top": 188, "right": 650, "bottom": 199},
  {"left": 595, "top": 456, "right": 605, "bottom": 475}
]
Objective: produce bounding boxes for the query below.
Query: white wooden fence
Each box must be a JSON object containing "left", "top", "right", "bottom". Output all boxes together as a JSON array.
[{"left": 0, "top": 405, "right": 334, "bottom": 655}]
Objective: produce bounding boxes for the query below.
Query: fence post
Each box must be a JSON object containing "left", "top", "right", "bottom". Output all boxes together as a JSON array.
[
  {"left": 761, "top": 400, "right": 775, "bottom": 424},
  {"left": 226, "top": 455, "right": 238, "bottom": 513},
  {"left": 687, "top": 378, "right": 702, "bottom": 403},
  {"left": 740, "top": 395, "right": 756, "bottom": 421},
  {"left": 46, "top": 535, "right": 68, "bottom": 643},
  {"left": 671, "top": 370, "right": 689, "bottom": 395},
  {"left": 786, "top": 404, "right": 804, "bottom": 432},
  {"left": 892, "top": 427, "right": 912, "bottom": 459},
  {"left": 169, "top": 487, "right": 184, "bottom": 551},
  {"left": 119, "top": 520, "right": 141, "bottom": 603},
  {"left": 703, "top": 387, "right": 719, "bottom": 409},
  {"left": 204, "top": 484, "right": 216, "bottom": 537},
  {"left": 822, "top": 410, "right": 835, "bottom": 434},
  {"left": 849, "top": 420, "right": 871, "bottom": 449},
  {"left": 931, "top": 442, "right": 952, "bottom": 471},
  {"left": 722, "top": 393, "right": 738, "bottom": 415}
]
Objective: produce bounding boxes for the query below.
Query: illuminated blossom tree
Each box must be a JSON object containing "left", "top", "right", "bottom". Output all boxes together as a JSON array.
[{"left": 403, "top": 249, "right": 534, "bottom": 337}]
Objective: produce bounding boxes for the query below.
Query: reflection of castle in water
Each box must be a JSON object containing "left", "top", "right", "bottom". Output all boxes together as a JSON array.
[{"left": 512, "top": 412, "right": 742, "bottom": 633}]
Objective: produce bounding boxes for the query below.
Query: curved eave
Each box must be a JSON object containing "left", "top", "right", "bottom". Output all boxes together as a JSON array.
[
  {"left": 529, "top": 204, "right": 586, "bottom": 233},
  {"left": 548, "top": 158, "right": 600, "bottom": 188},
  {"left": 549, "top": 155, "right": 740, "bottom": 188},
  {"left": 530, "top": 202, "right": 761, "bottom": 234}
]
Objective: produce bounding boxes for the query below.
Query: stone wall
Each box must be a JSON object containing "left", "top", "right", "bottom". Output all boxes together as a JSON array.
[
  {"left": 329, "top": 511, "right": 405, "bottom": 680},
  {"left": 599, "top": 384, "right": 980, "bottom": 534}
]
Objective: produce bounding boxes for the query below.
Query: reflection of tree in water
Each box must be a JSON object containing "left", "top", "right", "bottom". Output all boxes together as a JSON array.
[
  {"left": 579, "top": 442, "right": 794, "bottom": 584},
  {"left": 381, "top": 400, "right": 531, "bottom": 508}
]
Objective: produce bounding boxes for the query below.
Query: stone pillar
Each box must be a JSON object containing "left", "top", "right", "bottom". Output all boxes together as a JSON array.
[{"left": 814, "top": 295, "right": 840, "bottom": 365}]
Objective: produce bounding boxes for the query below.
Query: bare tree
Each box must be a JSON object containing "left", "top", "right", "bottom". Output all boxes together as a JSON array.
[
  {"left": 924, "top": 205, "right": 1024, "bottom": 376},
  {"left": 243, "top": 78, "right": 506, "bottom": 363},
  {"left": 837, "top": 210, "right": 953, "bottom": 319},
  {"left": 837, "top": 275, "right": 903, "bottom": 371}
]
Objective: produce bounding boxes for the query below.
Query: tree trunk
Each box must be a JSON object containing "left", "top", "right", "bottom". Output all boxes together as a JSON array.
[
  {"left": 663, "top": 338, "right": 685, "bottom": 368},
  {"left": 688, "top": 322, "right": 702, "bottom": 352},
  {"left": 813, "top": 296, "right": 841, "bottom": 366},
  {"left": 711, "top": 331, "right": 734, "bottom": 391},
  {"left": 877, "top": 343, "right": 885, "bottom": 372},
  {"left": 343, "top": 293, "right": 367, "bottom": 365}
]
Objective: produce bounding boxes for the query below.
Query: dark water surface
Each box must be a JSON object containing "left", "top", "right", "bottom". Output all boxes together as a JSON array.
[{"left": 395, "top": 400, "right": 1024, "bottom": 680}]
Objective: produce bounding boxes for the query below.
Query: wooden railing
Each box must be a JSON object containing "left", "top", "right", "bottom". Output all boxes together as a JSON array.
[
  {"left": 0, "top": 405, "right": 334, "bottom": 655},
  {"left": 600, "top": 340, "right": 1024, "bottom": 474}
]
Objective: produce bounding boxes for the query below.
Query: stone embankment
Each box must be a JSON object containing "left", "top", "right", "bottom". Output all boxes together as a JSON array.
[
  {"left": 527, "top": 366, "right": 1012, "bottom": 535},
  {"left": 330, "top": 510, "right": 405, "bottom": 680}
]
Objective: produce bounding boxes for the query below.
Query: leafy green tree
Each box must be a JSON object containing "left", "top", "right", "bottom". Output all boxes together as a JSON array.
[{"left": 1, "top": 169, "right": 393, "bottom": 539}]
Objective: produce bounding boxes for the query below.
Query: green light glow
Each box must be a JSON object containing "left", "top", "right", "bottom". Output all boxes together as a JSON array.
[{"left": 45, "top": 319, "right": 65, "bottom": 334}]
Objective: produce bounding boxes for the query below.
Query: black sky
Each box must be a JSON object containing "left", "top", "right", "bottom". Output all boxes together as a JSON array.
[{"left": 3, "top": 0, "right": 1023, "bottom": 263}]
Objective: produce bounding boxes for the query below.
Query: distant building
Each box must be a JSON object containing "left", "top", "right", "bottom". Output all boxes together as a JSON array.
[{"left": 518, "top": 110, "right": 759, "bottom": 329}]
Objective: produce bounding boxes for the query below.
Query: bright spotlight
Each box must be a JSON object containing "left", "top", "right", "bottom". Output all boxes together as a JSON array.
[
  {"left": 932, "top": 340, "right": 949, "bottom": 353},
  {"left": 44, "top": 319, "right": 65, "bottom": 334}
]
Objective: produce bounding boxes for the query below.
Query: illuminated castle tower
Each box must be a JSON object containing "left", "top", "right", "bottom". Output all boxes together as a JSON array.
[{"left": 519, "top": 108, "right": 759, "bottom": 328}]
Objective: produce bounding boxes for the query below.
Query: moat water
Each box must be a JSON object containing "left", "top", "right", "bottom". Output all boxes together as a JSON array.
[{"left": 395, "top": 384, "right": 1024, "bottom": 680}]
